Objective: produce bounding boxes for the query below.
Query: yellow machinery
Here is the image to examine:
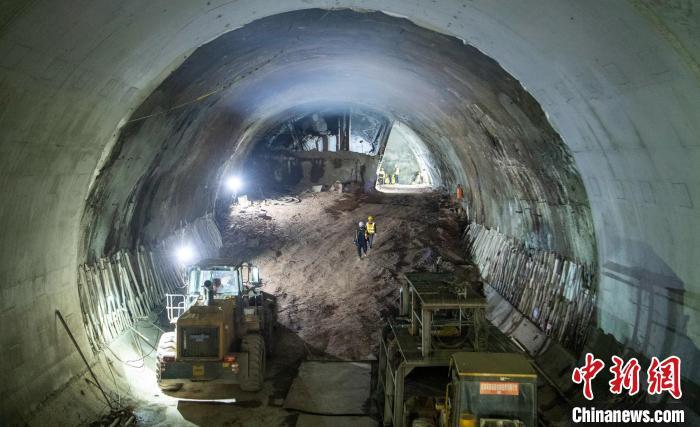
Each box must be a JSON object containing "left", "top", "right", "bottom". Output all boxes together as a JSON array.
[
  {"left": 436, "top": 352, "right": 537, "bottom": 427},
  {"left": 377, "top": 272, "right": 537, "bottom": 427},
  {"left": 156, "top": 261, "right": 276, "bottom": 392}
]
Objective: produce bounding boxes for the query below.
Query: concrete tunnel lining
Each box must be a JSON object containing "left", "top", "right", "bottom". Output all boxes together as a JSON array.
[{"left": 0, "top": 0, "right": 698, "bottom": 424}]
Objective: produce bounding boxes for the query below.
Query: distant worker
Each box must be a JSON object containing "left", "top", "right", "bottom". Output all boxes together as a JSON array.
[
  {"left": 354, "top": 221, "right": 368, "bottom": 259},
  {"left": 393, "top": 165, "right": 400, "bottom": 184},
  {"left": 366, "top": 216, "right": 377, "bottom": 249},
  {"left": 377, "top": 167, "right": 386, "bottom": 185},
  {"left": 456, "top": 183, "right": 464, "bottom": 215}
]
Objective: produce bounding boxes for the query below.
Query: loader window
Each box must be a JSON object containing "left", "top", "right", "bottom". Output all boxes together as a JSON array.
[
  {"left": 213, "top": 271, "right": 240, "bottom": 295},
  {"left": 459, "top": 380, "right": 536, "bottom": 427},
  {"left": 192, "top": 269, "right": 241, "bottom": 296}
]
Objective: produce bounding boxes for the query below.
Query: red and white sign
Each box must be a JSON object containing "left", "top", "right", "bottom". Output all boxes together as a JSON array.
[{"left": 479, "top": 381, "right": 520, "bottom": 396}]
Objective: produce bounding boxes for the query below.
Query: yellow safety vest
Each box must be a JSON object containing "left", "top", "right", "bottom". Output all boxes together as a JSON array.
[{"left": 366, "top": 222, "right": 375, "bottom": 234}]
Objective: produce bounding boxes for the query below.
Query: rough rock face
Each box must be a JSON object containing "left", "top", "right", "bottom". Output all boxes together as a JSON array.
[{"left": 82, "top": 9, "right": 594, "bottom": 268}]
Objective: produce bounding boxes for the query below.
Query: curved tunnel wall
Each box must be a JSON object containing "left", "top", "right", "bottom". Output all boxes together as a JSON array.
[
  {"left": 82, "top": 10, "right": 594, "bottom": 265},
  {"left": 0, "top": 0, "right": 698, "bottom": 422}
]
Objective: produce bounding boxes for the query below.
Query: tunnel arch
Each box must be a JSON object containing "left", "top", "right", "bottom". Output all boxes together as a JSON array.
[
  {"left": 0, "top": 1, "right": 698, "bottom": 424},
  {"left": 81, "top": 9, "right": 595, "bottom": 267}
]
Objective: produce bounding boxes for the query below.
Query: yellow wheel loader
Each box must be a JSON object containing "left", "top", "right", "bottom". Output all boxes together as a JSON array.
[{"left": 156, "top": 261, "right": 276, "bottom": 392}]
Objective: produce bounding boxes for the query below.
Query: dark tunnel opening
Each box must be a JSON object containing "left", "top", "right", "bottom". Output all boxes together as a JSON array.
[{"left": 231, "top": 104, "right": 393, "bottom": 199}]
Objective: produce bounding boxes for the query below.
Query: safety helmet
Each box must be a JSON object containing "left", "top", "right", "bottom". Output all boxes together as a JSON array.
[
  {"left": 359, "top": 221, "right": 365, "bottom": 227},
  {"left": 367, "top": 216, "right": 374, "bottom": 222}
]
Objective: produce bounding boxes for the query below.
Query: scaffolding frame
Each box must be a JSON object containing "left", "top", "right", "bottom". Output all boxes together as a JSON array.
[{"left": 378, "top": 271, "right": 491, "bottom": 426}]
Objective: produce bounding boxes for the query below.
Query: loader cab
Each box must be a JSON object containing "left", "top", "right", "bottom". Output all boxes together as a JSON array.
[
  {"left": 158, "top": 260, "right": 275, "bottom": 393},
  {"left": 187, "top": 261, "right": 261, "bottom": 298},
  {"left": 444, "top": 353, "right": 537, "bottom": 427},
  {"left": 166, "top": 260, "right": 262, "bottom": 323}
]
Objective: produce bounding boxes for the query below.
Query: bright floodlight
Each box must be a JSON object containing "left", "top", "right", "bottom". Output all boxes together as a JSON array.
[
  {"left": 226, "top": 176, "right": 242, "bottom": 192},
  {"left": 175, "top": 244, "right": 195, "bottom": 264}
]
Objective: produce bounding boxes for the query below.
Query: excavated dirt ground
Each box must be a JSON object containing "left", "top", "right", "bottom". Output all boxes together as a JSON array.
[
  {"left": 115, "top": 189, "right": 576, "bottom": 427},
  {"left": 221, "top": 190, "right": 468, "bottom": 360},
  {"left": 135, "top": 189, "right": 475, "bottom": 426}
]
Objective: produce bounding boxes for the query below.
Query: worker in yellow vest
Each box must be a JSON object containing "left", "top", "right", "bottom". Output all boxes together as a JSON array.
[{"left": 366, "top": 215, "right": 377, "bottom": 249}]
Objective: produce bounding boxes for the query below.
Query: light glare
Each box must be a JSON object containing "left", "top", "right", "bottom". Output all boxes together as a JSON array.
[
  {"left": 175, "top": 245, "right": 195, "bottom": 264},
  {"left": 226, "top": 176, "right": 242, "bottom": 192}
]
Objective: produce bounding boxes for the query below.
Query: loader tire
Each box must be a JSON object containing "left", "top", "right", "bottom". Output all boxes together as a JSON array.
[
  {"left": 240, "top": 334, "right": 265, "bottom": 392},
  {"left": 156, "top": 332, "right": 182, "bottom": 391}
]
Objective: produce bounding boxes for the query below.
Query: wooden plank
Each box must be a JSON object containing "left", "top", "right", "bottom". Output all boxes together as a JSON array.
[
  {"left": 137, "top": 248, "right": 156, "bottom": 308},
  {"left": 122, "top": 251, "right": 148, "bottom": 317},
  {"left": 77, "top": 266, "right": 101, "bottom": 349}
]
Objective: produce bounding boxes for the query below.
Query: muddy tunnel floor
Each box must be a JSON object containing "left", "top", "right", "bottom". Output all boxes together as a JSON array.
[
  {"left": 221, "top": 190, "right": 469, "bottom": 360},
  {"left": 135, "top": 190, "right": 480, "bottom": 426}
]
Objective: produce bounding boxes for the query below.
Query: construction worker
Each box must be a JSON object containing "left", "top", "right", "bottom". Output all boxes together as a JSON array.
[
  {"left": 354, "top": 221, "right": 368, "bottom": 258},
  {"left": 393, "top": 164, "right": 400, "bottom": 184},
  {"left": 212, "top": 278, "right": 222, "bottom": 294},
  {"left": 366, "top": 216, "right": 377, "bottom": 249},
  {"left": 377, "top": 167, "right": 386, "bottom": 185},
  {"left": 456, "top": 183, "right": 464, "bottom": 215}
]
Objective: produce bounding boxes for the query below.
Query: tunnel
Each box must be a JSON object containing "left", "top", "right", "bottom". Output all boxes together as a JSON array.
[{"left": 0, "top": 1, "right": 698, "bottom": 426}]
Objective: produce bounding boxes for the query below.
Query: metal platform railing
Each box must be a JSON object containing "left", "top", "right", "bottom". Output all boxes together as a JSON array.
[{"left": 165, "top": 293, "right": 199, "bottom": 322}]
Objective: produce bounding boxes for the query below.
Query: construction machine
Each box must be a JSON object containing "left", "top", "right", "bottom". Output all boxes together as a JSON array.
[
  {"left": 377, "top": 271, "right": 537, "bottom": 427},
  {"left": 156, "top": 261, "right": 276, "bottom": 392},
  {"left": 435, "top": 352, "right": 537, "bottom": 427}
]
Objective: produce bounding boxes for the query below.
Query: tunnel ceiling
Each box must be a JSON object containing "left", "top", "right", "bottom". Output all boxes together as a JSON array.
[
  {"left": 82, "top": 9, "right": 595, "bottom": 269},
  {"left": 1, "top": 0, "right": 698, "bottom": 422}
]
